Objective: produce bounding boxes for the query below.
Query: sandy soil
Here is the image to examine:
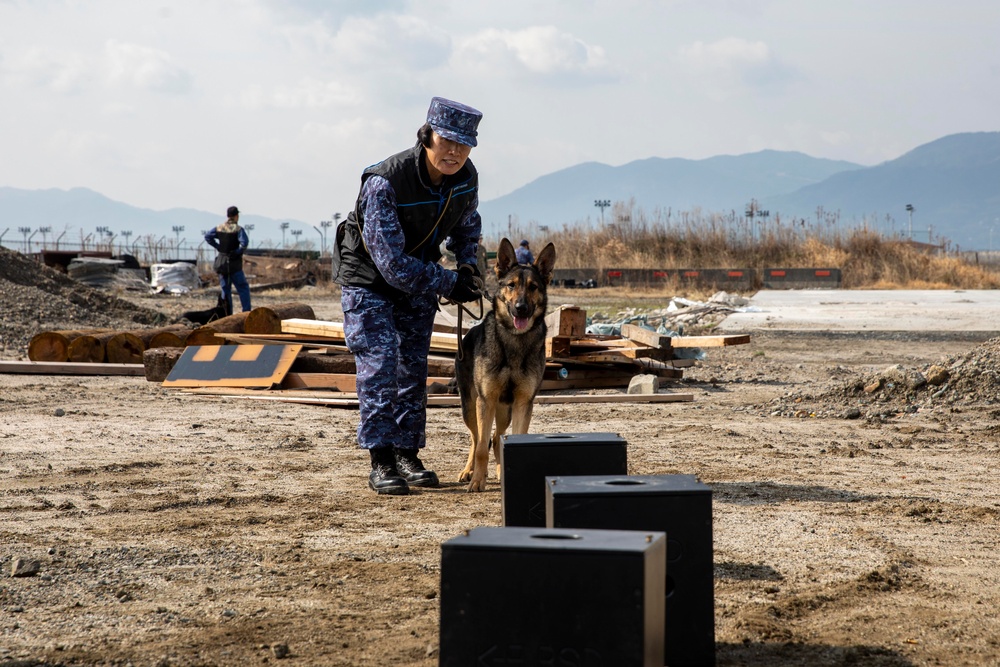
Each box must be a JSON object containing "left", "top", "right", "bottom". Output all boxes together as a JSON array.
[{"left": 2, "top": 288, "right": 999, "bottom": 667}]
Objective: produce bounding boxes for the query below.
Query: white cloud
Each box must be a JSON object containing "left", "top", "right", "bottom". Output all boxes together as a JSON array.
[
  {"left": 104, "top": 40, "right": 192, "bottom": 94},
  {"left": 675, "top": 37, "right": 794, "bottom": 100},
  {"left": 455, "top": 26, "right": 612, "bottom": 80},
  {"left": 329, "top": 13, "right": 451, "bottom": 69},
  {"left": 3, "top": 48, "right": 92, "bottom": 94},
  {"left": 678, "top": 37, "right": 772, "bottom": 72},
  {"left": 241, "top": 77, "right": 359, "bottom": 110}
]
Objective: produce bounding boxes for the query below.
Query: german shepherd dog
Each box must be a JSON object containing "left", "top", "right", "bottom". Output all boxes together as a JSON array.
[{"left": 456, "top": 237, "right": 556, "bottom": 492}]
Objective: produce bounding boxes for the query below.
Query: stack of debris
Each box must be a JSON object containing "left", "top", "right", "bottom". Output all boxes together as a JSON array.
[{"left": 156, "top": 305, "right": 749, "bottom": 409}]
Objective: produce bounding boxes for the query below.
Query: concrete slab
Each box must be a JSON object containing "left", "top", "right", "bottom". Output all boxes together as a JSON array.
[{"left": 716, "top": 289, "right": 1000, "bottom": 333}]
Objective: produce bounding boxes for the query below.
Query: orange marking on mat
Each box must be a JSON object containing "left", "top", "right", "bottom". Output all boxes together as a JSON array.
[
  {"left": 232, "top": 345, "right": 264, "bottom": 361},
  {"left": 192, "top": 347, "right": 221, "bottom": 362}
]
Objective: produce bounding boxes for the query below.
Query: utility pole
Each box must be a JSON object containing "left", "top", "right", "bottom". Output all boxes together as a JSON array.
[
  {"left": 280, "top": 222, "right": 290, "bottom": 248},
  {"left": 905, "top": 204, "right": 914, "bottom": 240}
]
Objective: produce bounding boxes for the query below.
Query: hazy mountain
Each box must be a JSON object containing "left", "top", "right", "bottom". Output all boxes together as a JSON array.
[
  {"left": 762, "top": 132, "right": 1000, "bottom": 250},
  {"left": 479, "top": 132, "right": 1000, "bottom": 250},
  {"left": 4, "top": 132, "right": 999, "bottom": 255},
  {"left": 477, "top": 150, "right": 863, "bottom": 233},
  {"left": 0, "top": 187, "right": 313, "bottom": 252}
]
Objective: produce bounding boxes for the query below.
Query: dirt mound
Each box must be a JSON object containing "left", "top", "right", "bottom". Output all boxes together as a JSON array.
[
  {"left": 0, "top": 247, "right": 167, "bottom": 358},
  {"left": 762, "top": 336, "right": 1000, "bottom": 421}
]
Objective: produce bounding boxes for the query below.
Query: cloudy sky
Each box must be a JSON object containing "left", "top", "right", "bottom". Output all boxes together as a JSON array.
[{"left": 1, "top": 0, "right": 997, "bottom": 233}]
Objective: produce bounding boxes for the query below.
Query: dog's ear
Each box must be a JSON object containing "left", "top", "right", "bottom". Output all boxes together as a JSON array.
[
  {"left": 534, "top": 242, "right": 556, "bottom": 283},
  {"left": 495, "top": 238, "right": 516, "bottom": 277}
]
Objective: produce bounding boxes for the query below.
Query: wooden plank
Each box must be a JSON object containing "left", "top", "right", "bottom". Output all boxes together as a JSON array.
[
  {"left": 281, "top": 373, "right": 453, "bottom": 392},
  {"left": 620, "top": 323, "right": 673, "bottom": 349},
  {"left": 545, "top": 305, "right": 587, "bottom": 338},
  {"left": 176, "top": 388, "right": 695, "bottom": 407},
  {"left": 163, "top": 344, "right": 302, "bottom": 388},
  {"left": 0, "top": 360, "right": 146, "bottom": 376},
  {"left": 545, "top": 336, "right": 572, "bottom": 358},
  {"left": 670, "top": 334, "right": 751, "bottom": 348},
  {"left": 282, "top": 318, "right": 460, "bottom": 352},
  {"left": 566, "top": 347, "right": 674, "bottom": 362}
]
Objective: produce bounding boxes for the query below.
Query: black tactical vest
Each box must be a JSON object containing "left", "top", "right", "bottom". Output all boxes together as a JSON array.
[
  {"left": 332, "top": 143, "right": 478, "bottom": 296},
  {"left": 214, "top": 226, "right": 244, "bottom": 273}
]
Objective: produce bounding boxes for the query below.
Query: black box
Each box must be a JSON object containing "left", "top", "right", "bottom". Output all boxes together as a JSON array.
[
  {"left": 501, "top": 432, "right": 628, "bottom": 527},
  {"left": 440, "top": 526, "right": 666, "bottom": 666},
  {"left": 546, "top": 474, "right": 715, "bottom": 667}
]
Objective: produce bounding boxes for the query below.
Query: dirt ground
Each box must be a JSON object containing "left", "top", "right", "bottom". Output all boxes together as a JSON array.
[{"left": 2, "top": 286, "right": 1000, "bottom": 667}]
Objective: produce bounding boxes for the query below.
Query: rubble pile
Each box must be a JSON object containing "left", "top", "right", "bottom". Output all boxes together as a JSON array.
[
  {"left": 0, "top": 247, "right": 165, "bottom": 358},
  {"left": 764, "top": 336, "right": 1000, "bottom": 421}
]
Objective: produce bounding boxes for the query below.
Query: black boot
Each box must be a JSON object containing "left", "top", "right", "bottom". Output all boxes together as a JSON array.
[
  {"left": 368, "top": 447, "right": 409, "bottom": 496},
  {"left": 395, "top": 448, "right": 440, "bottom": 488}
]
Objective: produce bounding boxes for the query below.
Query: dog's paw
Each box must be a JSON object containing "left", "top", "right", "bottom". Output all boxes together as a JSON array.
[
  {"left": 466, "top": 474, "right": 488, "bottom": 493},
  {"left": 457, "top": 468, "right": 473, "bottom": 483}
]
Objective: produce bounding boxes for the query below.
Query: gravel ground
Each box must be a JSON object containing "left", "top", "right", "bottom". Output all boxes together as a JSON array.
[{"left": 2, "top": 248, "right": 999, "bottom": 666}]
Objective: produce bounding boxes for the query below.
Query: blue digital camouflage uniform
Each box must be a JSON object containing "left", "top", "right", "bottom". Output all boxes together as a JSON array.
[{"left": 343, "top": 175, "right": 481, "bottom": 450}]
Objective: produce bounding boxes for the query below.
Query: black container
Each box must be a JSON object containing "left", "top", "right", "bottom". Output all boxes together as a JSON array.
[
  {"left": 500, "top": 432, "right": 628, "bottom": 527},
  {"left": 440, "top": 526, "right": 666, "bottom": 666},
  {"left": 546, "top": 474, "right": 715, "bottom": 667}
]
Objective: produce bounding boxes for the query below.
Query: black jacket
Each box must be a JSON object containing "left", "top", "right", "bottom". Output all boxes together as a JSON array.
[{"left": 332, "top": 143, "right": 478, "bottom": 296}]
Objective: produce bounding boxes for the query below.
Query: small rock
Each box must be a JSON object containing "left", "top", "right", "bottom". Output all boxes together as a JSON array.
[
  {"left": 844, "top": 408, "right": 862, "bottom": 420},
  {"left": 54, "top": 408, "right": 65, "bottom": 417},
  {"left": 11, "top": 558, "right": 41, "bottom": 578},
  {"left": 627, "top": 374, "right": 659, "bottom": 395},
  {"left": 864, "top": 378, "right": 884, "bottom": 394},
  {"left": 926, "top": 365, "right": 949, "bottom": 386},
  {"left": 271, "top": 643, "right": 290, "bottom": 659}
]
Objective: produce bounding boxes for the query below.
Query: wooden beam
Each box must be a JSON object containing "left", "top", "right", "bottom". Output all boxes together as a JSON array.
[
  {"left": 281, "top": 318, "right": 461, "bottom": 352},
  {"left": 670, "top": 334, "right": 751, "bottom": 348},
  {"left": 0, "top": 360, "right": 146, "bottom": 376},
  {"left": 620, "top": 323, "right": 673, "bottom": 349},
  {"left": 177, "top": 387, "right": 695, "bottom": 407},
  {"left": 281, "top": 373, "right": 454, "bottom": 392}
]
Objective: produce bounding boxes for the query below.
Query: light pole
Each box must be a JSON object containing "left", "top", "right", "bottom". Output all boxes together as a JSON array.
[
  {"left": 905, "top": 204, "right": 914, "bottom": 240},
  {"left": 315, "top": 220, "right": 333, "bottom": 256},
  {"left": 290, "top": 228, "right": 303, "bottom": 248},
  {"left": 95, "top": 226, "right": 109, "bottom": 251},
  {"left": 171, "top": 225, "right": 185, "bottom": 253},
  {"left": 280, "top": 222, "right": 290, "bottom": 248},
  {"left": 594, "top": 199, "right": 611, "bottom": 225},
  {"left": 18, "top": 226, "right": 30, "bottom": 252},
  {"left": 38, "top": 226, "right": 51, "bottom": 250},
  {"left": 121, "top": 230, "right": 132, "bottom": 255}
]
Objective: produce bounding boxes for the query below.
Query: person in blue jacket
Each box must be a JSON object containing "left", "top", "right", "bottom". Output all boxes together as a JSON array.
[
  {"left": 204, "top": 206, "right": 251, "bottom": 314},
  {"left": 332, "top": 97, "right": 484, "bottom": 495},
  {"left": 515, "top": 239, "right": 534, "bottom": 265}
]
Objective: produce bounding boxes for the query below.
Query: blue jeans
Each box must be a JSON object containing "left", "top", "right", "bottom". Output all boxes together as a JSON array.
[{"left": 219, "top": 270, "right": 251, "bottom": 314}]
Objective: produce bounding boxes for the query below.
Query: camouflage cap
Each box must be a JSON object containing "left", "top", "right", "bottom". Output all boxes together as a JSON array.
[{"left": 426, "top": 97, "right": 482, "bottom": 147}]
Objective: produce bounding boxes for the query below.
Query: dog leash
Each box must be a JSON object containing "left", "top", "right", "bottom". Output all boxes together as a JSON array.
[{"left": 441, "top": 276, "right": 488, "bottom": 361}]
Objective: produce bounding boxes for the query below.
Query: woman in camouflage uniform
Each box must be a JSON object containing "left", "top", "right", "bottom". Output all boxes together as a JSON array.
[{"left": 332, "top": 97, "right": 484, "bottom": 495}]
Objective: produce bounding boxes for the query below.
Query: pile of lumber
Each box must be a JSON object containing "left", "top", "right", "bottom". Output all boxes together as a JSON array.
[{"left": 166, "top": 305, "right": 748, "bottom": 404}]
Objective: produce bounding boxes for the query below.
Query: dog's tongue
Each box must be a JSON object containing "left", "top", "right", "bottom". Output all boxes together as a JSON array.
[{"left": 514, "top": 316, "right": 530, "bottom": 330}]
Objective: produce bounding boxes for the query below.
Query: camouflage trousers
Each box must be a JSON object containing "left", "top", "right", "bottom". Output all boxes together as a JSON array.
[{"left": 341, "top": 286, "right": 438, "bottom": 450}]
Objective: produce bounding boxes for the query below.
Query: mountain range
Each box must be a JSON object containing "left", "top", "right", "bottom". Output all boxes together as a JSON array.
[
  {"left": 479, "top": 131, "right": 1000, "bottom": 251},
  {"left": 2, "top": 131, "right": 998, "bottom": 253}
]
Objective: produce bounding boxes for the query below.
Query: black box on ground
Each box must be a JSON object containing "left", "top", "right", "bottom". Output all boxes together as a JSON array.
[
  {"left": 501, "top": 432, "right": 628, "bottom": 527},
  {"left": 546, "top": 474, "right": 716, "bottom": 667},
  {"left": 439, "top": 526, "right": 666, "bottom": 666}
]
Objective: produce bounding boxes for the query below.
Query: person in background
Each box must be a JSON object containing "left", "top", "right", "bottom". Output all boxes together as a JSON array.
[
  {"left": 331, "top": 96, "right": 483, "bottom": 496},
  {"left": 476, "top": 234, "right": 489, "bottom": 279},
  {"left": 515, "top": 238, "right": 534, "bottom": 265},
  {"left": 204, "top": 206, "right": 251, "bottom": 315}
]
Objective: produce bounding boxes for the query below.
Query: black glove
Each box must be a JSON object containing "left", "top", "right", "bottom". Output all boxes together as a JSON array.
[
  {"left": 448, "top": 270, "right": 480, "bottom": 303},
  {"left": 458, "top": 262, "right": 481, "bottom": 280}
]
